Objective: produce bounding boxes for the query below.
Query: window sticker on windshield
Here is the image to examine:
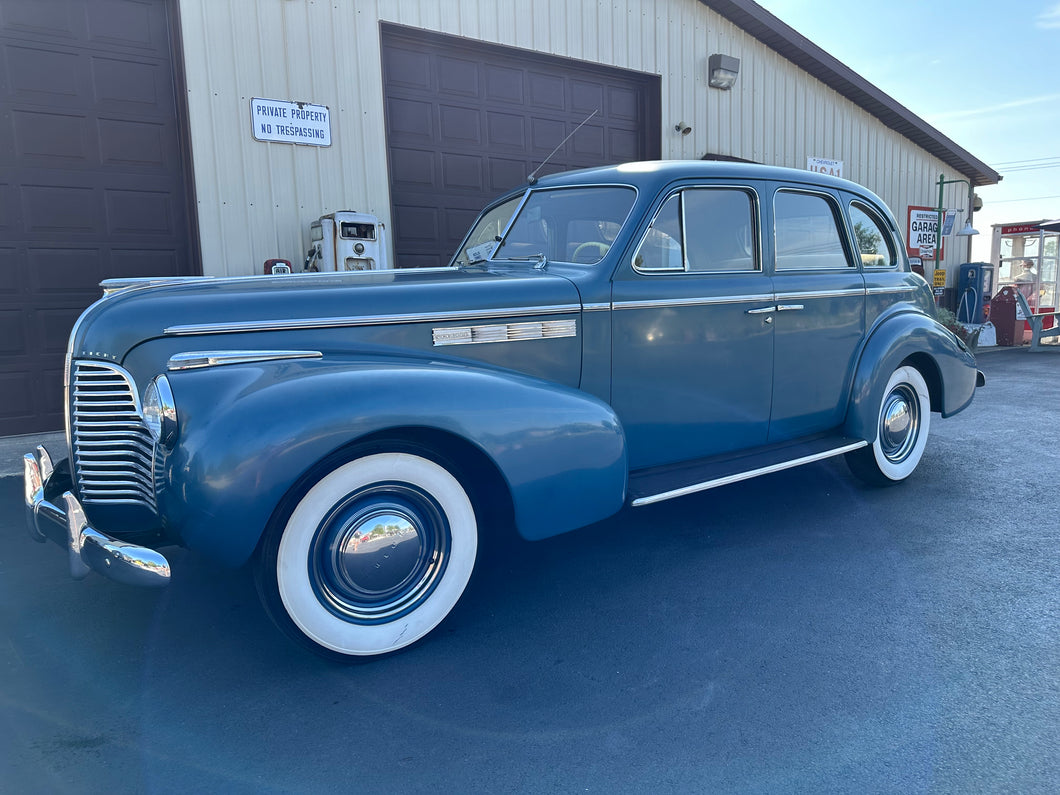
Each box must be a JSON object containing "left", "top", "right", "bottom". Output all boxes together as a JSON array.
[{"left": 466, "top": 240, "right": 498, "bottom": 264}]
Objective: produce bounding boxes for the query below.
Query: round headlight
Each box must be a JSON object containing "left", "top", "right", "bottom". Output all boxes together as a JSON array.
[{"left": 142, "top": 375, "right": 177, "bottom": 447}]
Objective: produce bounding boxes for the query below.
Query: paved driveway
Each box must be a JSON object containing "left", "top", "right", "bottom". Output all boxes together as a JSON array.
[{"left": 1, "top": 349, "right": 1057, "bottom": 793}]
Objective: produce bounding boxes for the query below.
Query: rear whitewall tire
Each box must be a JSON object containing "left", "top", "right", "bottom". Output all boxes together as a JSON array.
[
  {"left": 847, "top": 365, "right": 931, "bottom": 486},
  {"left": 264, "top": 452, "right": 478, "bottom": 658}
]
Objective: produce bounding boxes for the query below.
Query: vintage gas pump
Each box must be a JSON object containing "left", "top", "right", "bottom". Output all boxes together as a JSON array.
[
  {"left": 956, "top": 262, "right": 995, "bottom": 323},
  {"left": 305, "top": 211, "right": 389, "bottom": 271}
]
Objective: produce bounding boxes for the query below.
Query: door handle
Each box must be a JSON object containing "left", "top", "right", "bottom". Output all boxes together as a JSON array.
[
  {"left": 746, "top": 306, "right": 776, "bottom": 315},
  {"left": 777, "top": 304, "right": 805, "bottom": 312}
]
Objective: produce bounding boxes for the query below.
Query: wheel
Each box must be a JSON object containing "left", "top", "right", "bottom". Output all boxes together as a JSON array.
[
  {"left": 571, "top": 241, "right": 610, "bottom": 262},
  {"left": 846, "top": 365, "right": 931, "bottom": 486},
  {"left": 256, "top": 450, "right": 478, "bottom": 659}
]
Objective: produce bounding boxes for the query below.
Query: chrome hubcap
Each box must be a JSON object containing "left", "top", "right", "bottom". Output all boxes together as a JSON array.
[
  {"left": 879, "top": 384, "right": 920, "bottom": 464},
  {"left": 309, "top": 483, "right": 450, "bottom": 624}
]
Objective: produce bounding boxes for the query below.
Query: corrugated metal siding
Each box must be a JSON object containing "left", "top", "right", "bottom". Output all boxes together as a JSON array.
[{"left": 177, "top": 0, "right": 967, "bottom": 276}]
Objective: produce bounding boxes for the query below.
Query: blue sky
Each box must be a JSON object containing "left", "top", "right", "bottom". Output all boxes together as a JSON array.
[{"left": 756, "top": 0, "right": 1060, "bottom": 261}]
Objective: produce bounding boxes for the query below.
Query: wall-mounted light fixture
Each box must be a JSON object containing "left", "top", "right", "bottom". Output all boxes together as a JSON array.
[
  {"left": 708, "top": 54, "right": 740, "bottom": 90},
  {"left": 674, "top": 121, "right": 692, "bottom": 135}
]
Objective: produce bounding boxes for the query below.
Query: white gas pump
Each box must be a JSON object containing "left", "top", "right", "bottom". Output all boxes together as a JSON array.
[{"left": 305, "top": 211, "right": 389, "bottom": 271}]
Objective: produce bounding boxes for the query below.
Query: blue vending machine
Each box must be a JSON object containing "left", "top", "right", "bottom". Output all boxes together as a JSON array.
[{"left": 956, "top": 262, "right": 994, "bottom": 323}]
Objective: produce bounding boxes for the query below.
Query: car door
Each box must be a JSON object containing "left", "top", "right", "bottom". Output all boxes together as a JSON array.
[
  {"left": 610, "top": 184, "right": 775, "bottom": 470},
  {"left": 767, "top": 185, "right": 866, "bottom": 442}
]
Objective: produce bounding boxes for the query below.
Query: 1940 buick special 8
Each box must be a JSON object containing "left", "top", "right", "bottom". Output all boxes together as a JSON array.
[{"left": 24, "top": 161, "right": 983, "bottom": 659}]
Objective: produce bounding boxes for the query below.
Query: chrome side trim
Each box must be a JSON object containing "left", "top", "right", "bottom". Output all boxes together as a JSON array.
[
  {"left": 582, "top": 302, "right": 612, "bottom": 312},
  {"left": 433, "top": 319, "right": 576, "bottom": 346},
  {"left": 168, "top": 350, "right": 323, "bottom": 371},
  {"left": 614, "top": 294, "right": 774, "bottom": 311},
  {"left": 631, "top": 441, "right": 869, "bottom": 507},
  {"left": 164, "top": 304, "right": 582, "bottom": 336},
  {"left": 866, "top": 286, "right": 919, "bottom": 295},
  {"left": 103, "top": 267, "right": 463, "bottom": 295},
  {"left": 774, "top": 289, "right": 865, "bottom": 300}
]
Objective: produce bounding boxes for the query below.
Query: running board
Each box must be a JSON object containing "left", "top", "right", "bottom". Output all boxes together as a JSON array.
[{"left": 629, "top": 436, "right": 868, "bottom": 507}]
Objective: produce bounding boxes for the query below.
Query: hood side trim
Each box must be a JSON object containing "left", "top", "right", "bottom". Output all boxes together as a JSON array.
[{"left": 164, "top": 304, "right": 582, "bottom": 336}]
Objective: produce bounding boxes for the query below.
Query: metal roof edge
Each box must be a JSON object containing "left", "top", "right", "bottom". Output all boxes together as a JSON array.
[{"left": 701, "top": 0, "right": 1001, "bottom": 187}]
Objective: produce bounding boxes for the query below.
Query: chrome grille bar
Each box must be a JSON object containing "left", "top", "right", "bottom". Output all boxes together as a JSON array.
[{"left": 71, "top": 361, "right": 157, "bottom": 512}]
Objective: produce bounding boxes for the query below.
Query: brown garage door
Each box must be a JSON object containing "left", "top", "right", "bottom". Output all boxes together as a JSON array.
[
  {"left": 0, "top": 0, "right": 197, "bottom": 436},
  {"left": 381, "top": 24, "right": 661, "bottom": 269}
]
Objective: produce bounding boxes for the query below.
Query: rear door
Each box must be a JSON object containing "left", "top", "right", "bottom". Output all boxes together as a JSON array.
[{"left": 767, "top": 185, "right": 866, "bottom": 441}]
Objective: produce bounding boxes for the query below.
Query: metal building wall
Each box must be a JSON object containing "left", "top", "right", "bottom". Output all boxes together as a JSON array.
[{"left": 177, "top": 0, "right": 964, "bottom": 276}]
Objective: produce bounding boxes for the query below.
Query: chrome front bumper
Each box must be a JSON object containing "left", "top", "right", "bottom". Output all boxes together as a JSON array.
[{"left": 23, "top": 446, "right": 170, "bottom": 587}]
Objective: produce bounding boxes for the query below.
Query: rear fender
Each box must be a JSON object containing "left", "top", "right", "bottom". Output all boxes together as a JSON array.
[
  {"left": 160, "top": 355, "right": 627, "bottom": 567},
  {"left": 845, "top": 311, "right": 978, "bottom": 443}
]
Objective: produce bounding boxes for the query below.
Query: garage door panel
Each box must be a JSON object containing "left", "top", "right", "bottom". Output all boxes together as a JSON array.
[
  {"left": 387, "top": 97, "right": 434, "bottom": 142},
  {"left": 0, "top": 370, "right": 35, "bottom": 424},
  {"left": 98, "top": 117, "right": 170, "bottom": 168},
  {"left": 390, "top": 148, "right": 436, "bottom": 188},
  {"left": 438, "top": 104, "right": 482, "bottom": 146},
  {"left": 91, "top": 54, "right": 166, "bottom": 108},
  {"left": 438, "top": 55, "right": 479, "bottom": 97},
  {"left": 0, "top": 248, "right": 16, "bottom": 294},
  {"left": 485, "top": 65, "right": 523, "bottom": 104},
  {"left": 488, "top": 156, "right": 529, "bottom": 192},
  {"left": 109, "top": 248, "right": 179, "bottom": 278},
  {"left": 22, "top": 184, "right": 102, "bottom": 235},
  {"left": 441, "top": 152, "right": 484, "bottom": 192},
  {"left": 104, "top": 188, "right": 174, "bottom": 235},
  {"left": 528, "top": 72, "right": 565, "bottom": 110},
  {"left": 86, "top": 0, "right": 162, "bottom": 50},
  {"left": 570, "top": 80, "right": 604, "bottom": 115},
  {"left": 487, "top": 111, "right": 527, "bottom": 150},
  {"left": 12, "top": 109, "right": 90, "bottom": 162},
  {"left": 608, "top": 85, "right": 638, "bottom": 120},
  {"left": 383, "top": 46, "right": 432, "bottom": 90},
  {"left": 5, "top": 44, "right": 83, "bottom": 100},
  {"left": 0, "top": 1, "right": 79, "bottom": 36},
  {"left": 27, "top": 247, "right": 104, "bottom": 294},
  {"left": 0, "top": 310, "right": 25, "bottom": 354}
]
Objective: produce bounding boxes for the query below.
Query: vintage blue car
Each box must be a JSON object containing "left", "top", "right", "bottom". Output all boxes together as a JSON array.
[{"left": 24, "top": 161, "right": 983, "bottom": 659}]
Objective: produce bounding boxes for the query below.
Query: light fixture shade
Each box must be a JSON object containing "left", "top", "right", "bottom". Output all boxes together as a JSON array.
[
  {"left": 957, "top": 221, "right": 979, "bottom": 236},
  {"left": 708, "top": 54, "right": 740, "bottom": 90}
]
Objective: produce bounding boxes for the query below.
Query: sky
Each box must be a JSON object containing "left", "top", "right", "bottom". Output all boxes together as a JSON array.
[{"left": 755, "top": 0, "right": 1060, "bottom": 262}]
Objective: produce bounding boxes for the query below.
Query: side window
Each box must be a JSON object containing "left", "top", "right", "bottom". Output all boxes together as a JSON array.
[
  {"left": 775, "top": 190, "right": 850, "bottom": 270},
  {"left": 684, "top": 189, "right": 756, "bottom": 272},
  {"left": 633, "top": 187, "right": 758, "bottom": 273},
  {"left": 849, "top": 201, "right": 897, "bottom": 268},
  {"left": 633, "top": 193, "right": 683, "bottom": 272}
]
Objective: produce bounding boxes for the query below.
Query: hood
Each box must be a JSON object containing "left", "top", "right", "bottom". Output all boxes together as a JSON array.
[{"left": 71, "top": 266, "right": 584, "bottom": 363}]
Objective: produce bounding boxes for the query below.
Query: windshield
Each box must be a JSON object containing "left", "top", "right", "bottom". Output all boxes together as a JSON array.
[{"left": 452, "top": 185, "right": 636, "bottom": 266}]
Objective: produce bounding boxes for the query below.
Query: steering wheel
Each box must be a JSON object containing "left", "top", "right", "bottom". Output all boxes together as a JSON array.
[{"left": 572, "top": 241, "right": 611, "bottom": 262}]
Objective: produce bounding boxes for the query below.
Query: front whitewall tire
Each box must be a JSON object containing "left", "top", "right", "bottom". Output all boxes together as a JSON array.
[{"left": 270, "top": 453, "right": 477, "bottom": 657}]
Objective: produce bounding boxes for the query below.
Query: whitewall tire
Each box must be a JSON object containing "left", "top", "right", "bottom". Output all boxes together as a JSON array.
[
  {"left": 258, "top": 451, "right": 478, "bottom": 659},
  {"left": 847, "top": 365, "right": 931, "bottom": 486}
]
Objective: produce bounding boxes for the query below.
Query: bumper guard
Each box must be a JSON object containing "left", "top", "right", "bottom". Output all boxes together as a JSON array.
[{"left": 24, "top": 446, "right": 170, "bottom": 587}]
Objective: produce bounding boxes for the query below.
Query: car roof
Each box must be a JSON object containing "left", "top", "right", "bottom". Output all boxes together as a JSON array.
[{"left": 530, "top": 160, "right": 875, "bottom": 199}]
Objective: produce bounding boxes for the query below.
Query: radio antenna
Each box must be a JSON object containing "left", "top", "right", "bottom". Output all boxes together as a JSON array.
[{"left": 526, "top": 109, "right": 599, "bottom": 185}]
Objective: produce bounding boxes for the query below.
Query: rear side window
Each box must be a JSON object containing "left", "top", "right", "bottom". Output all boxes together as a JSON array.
[
  {"left": 774, "top": 190, "right": 850, "bottom": 270},
  {"left": 849, "top": 201, "right": 897, "bottom": 268},
  {"left": 633, "top": 187, "right": 757, "bottom": 273}
]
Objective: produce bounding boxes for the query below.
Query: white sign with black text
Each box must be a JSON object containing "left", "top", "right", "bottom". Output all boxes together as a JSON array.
[
  {"left": 251, "top": 98, "right": 331, "bottom": 147},
  {"left": 806, "top": 157, "right": 844, "bottom": 178}
]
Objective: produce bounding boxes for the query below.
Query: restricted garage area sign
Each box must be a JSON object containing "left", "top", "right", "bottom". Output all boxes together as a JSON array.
[
  {"left": 907, "top": 205, "right": 944, "bottom": 260},
  {"left": 251, "top": 97, "right": 331, "bottom": 146}
]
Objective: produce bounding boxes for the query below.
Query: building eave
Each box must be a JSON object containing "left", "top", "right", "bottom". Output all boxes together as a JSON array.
[{"left": 703, "top": 0, "right": 1001, "bottom": 187}]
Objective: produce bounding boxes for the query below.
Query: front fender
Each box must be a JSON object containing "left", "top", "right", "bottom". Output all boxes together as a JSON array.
[
  {"left": 160, "top": 355, "right": 627, "bottom": 567},
  {"left": 844, "top": 311, "right": 979, "bottom": 443}
]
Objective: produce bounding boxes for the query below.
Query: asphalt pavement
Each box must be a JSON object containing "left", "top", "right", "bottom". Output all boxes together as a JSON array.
[{"left": 1, "top": 346, "right": 1058, "bottom": 793}]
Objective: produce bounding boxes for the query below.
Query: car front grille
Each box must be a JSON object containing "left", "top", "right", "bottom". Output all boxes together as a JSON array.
[{"left": 71, "top": 361, "right": 157, "bottom": 511}]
